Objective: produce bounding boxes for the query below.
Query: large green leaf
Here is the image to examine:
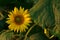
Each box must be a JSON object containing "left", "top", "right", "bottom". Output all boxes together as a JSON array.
[
  {"left": 50, "top": 0, "right": 60, "bottom": 39},
  {"left": 29, "top": 0, "right": 55, "bottom": 28}
]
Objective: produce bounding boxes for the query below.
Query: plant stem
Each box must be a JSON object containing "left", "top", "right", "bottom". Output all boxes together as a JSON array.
[{"left": 24, "top": 24, "right": 36, "bottom": 40}]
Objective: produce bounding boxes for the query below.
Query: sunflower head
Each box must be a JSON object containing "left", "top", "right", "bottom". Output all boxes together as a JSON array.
[{"left": 6, "top": 7, "right": 32, "bottom": 32}]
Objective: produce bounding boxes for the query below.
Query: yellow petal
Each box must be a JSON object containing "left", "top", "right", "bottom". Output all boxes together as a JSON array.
[
  {"left": 23, "top": 9, "right": 28, "bottom": 15},
  {"left": 19, "top": 6, "right": 24, "bottom": 14},
  {"left": 24, "top": 14, "right": 30, "bottom": 17},
  {"left": 13, "top": 7, "right": 19, "bottom": 14},
  {"left": 9, "top": 12, "right": 12, "bottom": 15}
]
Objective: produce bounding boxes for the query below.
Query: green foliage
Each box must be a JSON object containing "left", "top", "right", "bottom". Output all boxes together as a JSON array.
[
  {"left": 0, "top": 30, "right": 25, "bottom": 40},
  {"left": 30, "top": 0, "right": 55, "bottom": 28},
  {"left": 29, "top": 33, "right": 49, "bottom": 40},
  {"left": 50, "top": 0, "right": 60, "bottom": 39},
  {"left": 0, "top": 30, "right": 14, "bottom": 40},
  {"left": 0, "top": 11, "right": 8, "bottom": 31}
]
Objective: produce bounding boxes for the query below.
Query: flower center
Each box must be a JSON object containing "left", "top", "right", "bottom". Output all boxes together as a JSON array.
[{"left": 14, "top": 15, "right": 24, "bottom": 25}]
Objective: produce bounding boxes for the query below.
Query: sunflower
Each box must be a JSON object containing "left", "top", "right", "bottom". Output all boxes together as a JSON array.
[{"left": 6, "top": 7, "right": 32, "bottom": 32}]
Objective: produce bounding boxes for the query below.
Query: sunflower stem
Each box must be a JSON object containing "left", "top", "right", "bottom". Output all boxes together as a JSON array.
[{"left": 24, "top": 24, "right": 36, "bottom": 40}]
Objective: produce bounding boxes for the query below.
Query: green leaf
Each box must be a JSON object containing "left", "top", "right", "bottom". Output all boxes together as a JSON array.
[
  {"left": 29, "top": 33, "right": 49, "bottom": 40},
  {"left": 50, "top": 0, "right": 60, "bottom": 39},
  {"left": 0, "top": 30, "right": 14, "bottom": 40},
  {"left": 0, "top": 30, "right": 25, "bottom": 40},
  {"left": 29, "top": 0, "right": 55, "bottom": 28}
]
